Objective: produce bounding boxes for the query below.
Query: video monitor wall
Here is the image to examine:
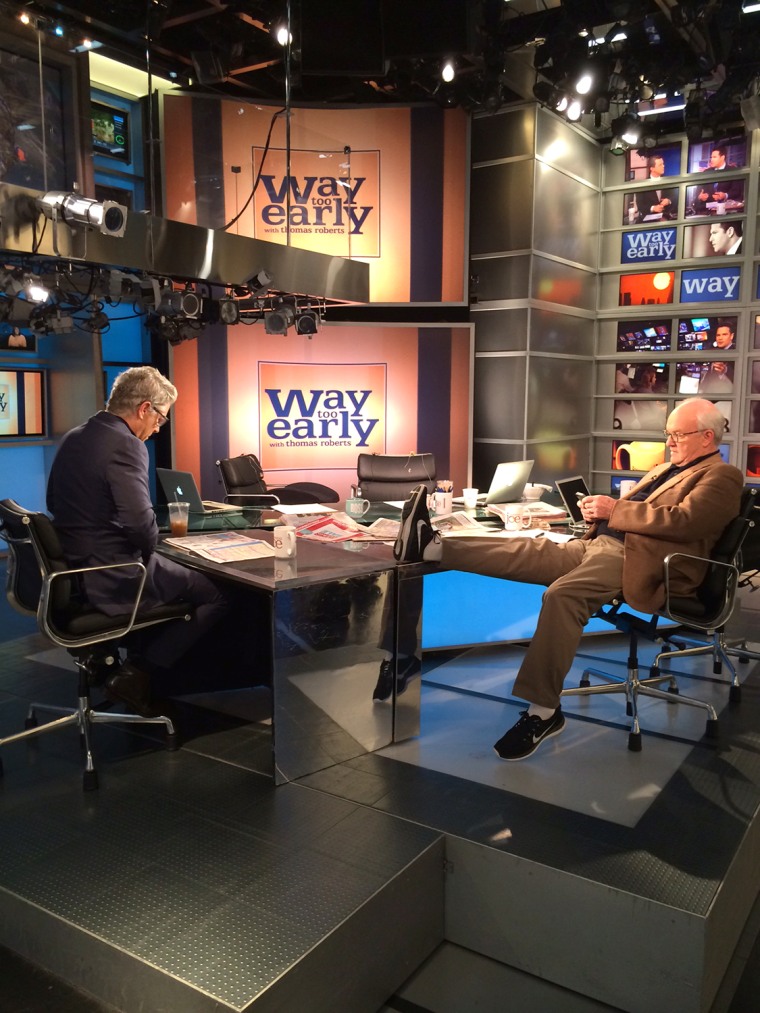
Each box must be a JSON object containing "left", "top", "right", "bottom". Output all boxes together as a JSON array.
[
  {"left": 616, "top": 319, "right": 671, "bottom": 353},
  {"left": 626, "top": 141, "right": 681, "bottom": 181},
  {"left": 677, "top": 315, "right": 737, "bottom": 351},
  {"left": 613, "top": 399, "right": 668, "bottom": 431},
  {"left": 619, "top": 271, "right": 675, "bottom": 306},
  {"left": 676, "top": 361, "right": 734, "bottom": 395},
  {"left": 0, "top": 368, "right": 46, "bottom": 438},
  {"left": 687, "top": 135, "right": 748, "bottom": 174},
  {"left": 683, "top": 220, "right": 744, "bottom": 258},
  {"left": 685, "top": 178, "right": 745, "bottom": 217},
  {"left": 615, "top": 362, "right": 669, "bottom": 393},
  {"left": 622, "top": 187, "right": 678, "bottom": 225}
]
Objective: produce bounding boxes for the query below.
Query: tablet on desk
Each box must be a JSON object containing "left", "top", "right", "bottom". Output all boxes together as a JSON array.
[{"left": 555, "top": 476, "right": 590, "bottom": 525}]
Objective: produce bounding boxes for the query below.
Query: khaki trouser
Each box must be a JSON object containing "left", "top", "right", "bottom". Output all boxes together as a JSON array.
[{"left": 440, "top": 534, "right": 626, "bottom": 709}]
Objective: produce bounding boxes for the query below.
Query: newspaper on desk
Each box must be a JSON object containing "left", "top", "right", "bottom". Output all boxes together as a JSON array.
[{"left": 164, "top": 531, "right": 275, "bottom": 561}]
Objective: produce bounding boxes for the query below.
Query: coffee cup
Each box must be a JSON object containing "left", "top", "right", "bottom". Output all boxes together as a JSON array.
[
  {"left": 619, "top": 479, "right": 638, "bottom": 497},
  {"left": 462, "top": 487, "right": 479, "bottom": 510},
  {"left": 614, "top": 441, "right": 666, "bottom": 472},
  {"left": 168, "top": 501, "right": 190, "bottom": 537},
  {"left": 504, "top": 505, "right": 532, "bottom": 531},
  {"left": 433, "top": 491, "right": 453, "bottom": 516},
  {"left": 274, "top": 524, "right": 297, "bottom": 558},
  {"left": 345, "top": 496, "right": 370, "bottom": 519}
]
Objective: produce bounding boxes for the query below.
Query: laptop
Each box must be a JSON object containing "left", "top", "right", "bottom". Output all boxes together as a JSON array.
[
  {"left": 555, "top": 475, "right": 590, "bottom": 525},
  {"left": 453, "top": 460, "right": 534, "bottom": 507},
  {"left": 156, "top": 468, "right": 242, "bottom": 516}
]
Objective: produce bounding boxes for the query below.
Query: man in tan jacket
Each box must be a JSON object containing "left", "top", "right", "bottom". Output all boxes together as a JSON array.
[{"left": 393, "top": 398, "right": 743, "bottom": 760}]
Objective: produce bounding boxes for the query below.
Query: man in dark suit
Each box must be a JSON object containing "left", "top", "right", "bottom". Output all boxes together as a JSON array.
[{"left": 47, "top": 366, "right": 230, "bottom": 714}]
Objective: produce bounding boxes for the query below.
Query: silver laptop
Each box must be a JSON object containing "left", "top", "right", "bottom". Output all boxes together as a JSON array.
[
  {"left": 555, "top": 475, "right": 590, "bottom": 525},
  {"left": 454, "top": 460, "right": 534, "bottom": 507},
  {"left": 156, "top": 468, "right": 241, "bottom": 516}
]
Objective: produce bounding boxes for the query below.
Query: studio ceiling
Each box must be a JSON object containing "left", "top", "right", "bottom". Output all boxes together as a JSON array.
[{"left": 2, "top": 0, "right": 759, "bottom": 134}]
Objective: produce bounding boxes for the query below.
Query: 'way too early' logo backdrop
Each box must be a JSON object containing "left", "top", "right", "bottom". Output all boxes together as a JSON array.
[
  {"left": 252, "top": 148, "right": 381, "bottom": 258},
  {"left": 258, "top": 362, "right": 386, "bottom": 469}
]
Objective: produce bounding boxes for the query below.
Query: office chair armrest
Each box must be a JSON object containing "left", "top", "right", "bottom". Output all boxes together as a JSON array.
[
  {"left": 223, "top": 493, "right": 281, "bottom": 506},
  {"left": 40, "top": 560, "right": 149, "bottom": 649},
  {"left": 661, "top": 551, "right": 738, "bottom": 628}
]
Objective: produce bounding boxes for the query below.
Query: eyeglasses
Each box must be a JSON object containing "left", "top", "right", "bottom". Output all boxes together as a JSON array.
[
  {"left": 150, "top": 404, "right": 169, "bottom": 427},
  {"left": 663, "top": 429, "right": 703, "bottom": 443}
]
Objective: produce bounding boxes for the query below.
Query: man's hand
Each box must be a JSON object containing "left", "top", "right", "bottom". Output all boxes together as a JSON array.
[{"left": 579, "top": 495, "right": 615, "bottom": 522}]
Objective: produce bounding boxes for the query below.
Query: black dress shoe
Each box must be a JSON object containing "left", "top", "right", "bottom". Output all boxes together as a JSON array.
[{"left": 105, "top": 661, "right": 154, "bottom": 716}]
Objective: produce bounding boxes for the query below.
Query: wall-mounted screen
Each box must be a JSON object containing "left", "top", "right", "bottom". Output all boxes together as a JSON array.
[
  {"left": 680, "top": 265, "right": 741, "bottom": 303},
  {"left": 685, "top": 178, "right": 745, "bottom": 216},
  {"left": 747, "top": 445, "right": 760, "bottom": 481},
  {"left": 749, "top": 402, "right": 760, "bottom": 433},
  {"left": 0, "top": 368, "right": 45, "bottom": 437},
  {"left": 615, "top": 362, "right": 669, "bottom": 394},
  {"left": 0, "top": 326, "right": 36, "bottom": 352},
  {"left": 621, "top": 228, "right": 677, "bottom": 263},
  {"left": 751, "top": 361, "right": 760, "bottom": 394},
  {"left": 676, "top": 360, "right": 734, "bottom": 395},
  {"left": 614, "top": 399, "right": 668, "bottom": 431},
  {"left": 616, "top": 319, "right": 671, "bottom": 353},
  {"left": 92, "top": 102, "right": 131, "bottom": 163},
  {"left": 622, "top": 187, "right": 678, "bottom": 225},
  {"left": 683, "top": 220, "right": 744, "bottom": 258},
  {"left": 677, "top": 315, "right": 737, "bottom": 351},
  {"left": 754, "top": 315, "right": 760, "bottom": 350},
  {"left": 687, "top": 135, "right": 747, "bottom": 174},
  {"left": 626, "top": 142, "right": 681, "bottom": 181},
  {"left": 619, "top": 271, "right": 675, "bottom": 306},
  {"left": 612, "top": 439, "right": 667, "bottom": 471}
]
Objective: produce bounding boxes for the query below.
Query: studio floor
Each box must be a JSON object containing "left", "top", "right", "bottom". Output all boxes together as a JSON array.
[{"left": 1, "top": 560, "right": 760, "bottom": 1013}]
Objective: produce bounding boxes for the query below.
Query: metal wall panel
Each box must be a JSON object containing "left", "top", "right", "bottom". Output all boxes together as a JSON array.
[
  {"left": 472, "top": 307, "right": 529, "bottom": 352},
  {"left": 530, "top": 308, "right": 595, "bottom": 356},
  {"left": 470, "top": 161, "right": 534, "bottom": 255},
  {"left": 530, "top": 256, "right": 597, "bottom": 311},
  {"left": 473, "top": 356, "right": 527, "bottom": 439},
  {"left": 536, "top": 109, "right": 601, "bottom": 189},
  {"left": 471, "top": 106, "right": 536, "bottom": 165},
  {"left": 533, "top": 163, "right": 599, "bottom": 268},
  {"left": 526, "top": 356, "right": 593, "bottom": 441},
  {"left": 471, "top": 255, "right": 531, "bottom": 301}
]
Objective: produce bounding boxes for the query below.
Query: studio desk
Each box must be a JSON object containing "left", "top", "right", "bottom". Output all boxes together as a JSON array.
[
  {"left": 158, "top": 515, "right": 429, "bottom": 785},
  {"left": 157, "top": 501, "right": 620, "bottom": 784}
]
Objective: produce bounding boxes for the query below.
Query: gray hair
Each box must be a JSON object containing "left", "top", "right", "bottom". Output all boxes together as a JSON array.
[
  {"left": 683, "top": 397, "right": 727, "bottom": 442},
  {"left": 106, "top": 366, "right": 177, "bottom": 415}
]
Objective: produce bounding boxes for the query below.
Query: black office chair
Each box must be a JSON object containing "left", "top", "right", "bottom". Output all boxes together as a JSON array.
[
  {"left": 356, "top": 453, "right": 437, "bottom": 502},
  {"left": 647, "top": 488, "right": 759, "bottom": 704},
  {"left": 562, "top": 488, "right": 758, "bottom": 751},
  {"left": 216, "top": 454, "right": 339, "bottom": 507},
  {"left": 0, "top": 499, "right": 190, "bottom": 790}
]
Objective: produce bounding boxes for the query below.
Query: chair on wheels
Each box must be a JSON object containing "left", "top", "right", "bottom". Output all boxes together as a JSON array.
[
  {"left": 356, "top": 453, "right": 436, "bottom": 502},
  {"left": 0, "top": 499, "right": 191, "bottom": 791},
  {"left": 562, "top": 487, "right": 757, "bottom": 751},
  {"left": 216, "top": 454, "right": 339, "bottom": 507},
  {"left": 647, "top": 488, "right": 759, "bottom": 704}
]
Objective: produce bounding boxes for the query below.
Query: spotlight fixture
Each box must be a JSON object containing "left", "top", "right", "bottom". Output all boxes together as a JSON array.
[
  {"left": 610, "top": 113, "right": 641, "bottom": 145},
  {"left": 441, "top": 60, "right": 455, "bottom": 83},
  {"left": 246, "top": 268, "right": 273, "bottom": 297},
  {"left": 742, "top": 0, "right": 760, "bottom": 13},
  {"left": 265, "top": 301, "right": 296, "bottom": 335},
  {"left": 156, "top": 285, "right": 202, "bottom": 318},
  {"left": 36, "top": 191, "right": 128, "bottom": 237},
  {"left": 217, "top": 296, "right": 240, "bottom": 325},
  {"left": 566, "top": 98, "right": 583, "bottom": 121},
  {"left": 295, "top": 308, "right": 319, "bottom": 335}
]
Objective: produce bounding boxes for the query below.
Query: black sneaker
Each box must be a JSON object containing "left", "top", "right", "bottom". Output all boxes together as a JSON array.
[
  {"left": 373, "top": 655, "right": 421, "bottom": 702},
  {"left": 393, "top": 485, "right": 434, "bottom": 562},
  {"left": 493, "top": 708, "right": 565, "bottom": 761}
]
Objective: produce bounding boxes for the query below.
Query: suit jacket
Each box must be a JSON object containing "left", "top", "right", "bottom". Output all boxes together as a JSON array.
[
  {"left": 47, "top": 411, "right": 160, "bottom": 614},
  {"left": 586, "top": 453, "right": 743, "bottom": 613}
]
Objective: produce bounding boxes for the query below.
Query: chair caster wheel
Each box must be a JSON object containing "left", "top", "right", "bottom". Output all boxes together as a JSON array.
[
  {"left": 713, "top": 662, "right": 723, "bottom": 675},
  {"left": 83, "top": 769, "right": 99, "bottom": 791},
  {"left": 729, "top": 685, "right": 742, "bottom": 704},
  {"left": 0, "top": 756, "right": 4, "bottom": 777},
  {"left": 649, "top": 666, "right": 659, "bottom": 679},
  {"left": 739, "top": 656, "right": 749, "bottom": 664},
  {"left": 628, "top": 732, "right": 642, "bottom": 752},
  {"left": 24, "top": 715, "right": 38, "bottom": 730},
  {"left": 579, "top": 678, "right": 590, "bottom": 688},
  {"left": 667, "top": 685, "right": 679, "bottom": 696},
  {"left": 626, "top": 701, "right": 633, "bottom": 717},
  {"left": 706, "top": 719, "right": 719, "bottom": 739},
  {"left": 166, "top": 732, "right": 180, "bottom": 752}
]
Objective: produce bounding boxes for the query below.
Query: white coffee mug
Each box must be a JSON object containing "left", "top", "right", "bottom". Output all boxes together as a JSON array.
[
  {"left": 619, "top": 479, "right": 638, "bottom": 497},
  {"left": 433, "top": 491, "right": 453, "bottom": 515},
  {"left": 274, "top": 525, "right": 297, "bottom": 558},
  {"left": 345, "top": 496, "right": 370, "bottom": 518},
  {"left": 504, "top": 506, "right": 532, "bottom": 531}
]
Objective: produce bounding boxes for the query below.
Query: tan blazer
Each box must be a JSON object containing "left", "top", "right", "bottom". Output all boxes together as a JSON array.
[{"left": 586, "top": 453, "right": 743, "bottom": 613}]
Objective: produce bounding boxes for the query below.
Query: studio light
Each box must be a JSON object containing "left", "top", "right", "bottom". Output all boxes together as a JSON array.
[
  {"left": 217, "top": 297, "right": 240, "bottom": 325},
  {"left": 246, "top": 268, "right": 273, "bottom": 297},
  {"left": 566, "top": 98, "right": 583, "bottom": 121},
  {"left": 156, "top": 285, "right": 202, "bottom": 318},
  {"left": 441, "top": 60, "right": 455, "bottom": 83},
  {"left": 742, "top": 0, "right": 760, "bottom": 13},
  {"left": 265, "top": 302, "right": 295, "bottom": 335},
  {"left": 36, "top": 191, "right": 128, "bottom": 237},
  {"left": 295, "top": 309, "right": 319, "bottom": 335},
  {"left": 611, "top": 113, "right": 641, "bottom": 145}
]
